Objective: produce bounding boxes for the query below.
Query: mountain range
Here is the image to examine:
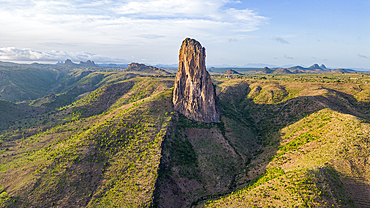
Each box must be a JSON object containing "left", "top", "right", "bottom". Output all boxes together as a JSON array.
[{"left": 254, "top": 64, "right": 356, "bottom": 74}]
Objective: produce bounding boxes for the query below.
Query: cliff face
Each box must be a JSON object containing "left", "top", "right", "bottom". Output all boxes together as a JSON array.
[{"left": 173, "top": 38, "right": 220, "bottom": 122}]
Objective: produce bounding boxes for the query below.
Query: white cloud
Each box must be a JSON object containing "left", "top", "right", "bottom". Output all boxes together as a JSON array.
[
  {"left": 0, "top": 47, "right": 126, "bottom": 63},
  {"left": 0, "top": 0, "right": 268, "bottom": 63}
]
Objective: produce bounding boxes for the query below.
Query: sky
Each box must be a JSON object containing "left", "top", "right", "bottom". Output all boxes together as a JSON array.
[{"left": 0, "top": 0, "right": 369, "bottom": 69}]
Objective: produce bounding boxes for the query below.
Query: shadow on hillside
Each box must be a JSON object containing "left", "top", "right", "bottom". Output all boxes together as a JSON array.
[
  {"left": 339, "top": 174, "right": 370, "bottom": 207},
  {"left": 211, "top": 82, "right": 370, "bottom": 204},
  {"left": 154, "top": 81, "right": 370, "bottom": 208}
]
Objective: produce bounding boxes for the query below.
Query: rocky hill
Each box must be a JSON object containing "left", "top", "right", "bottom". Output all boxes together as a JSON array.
[
  {"left": 257, "top": 67, "right": 274, "bottom": 74},
  {"left": 223, "top": 69, "right": 240, "bottom": 75},
  {"left": 79, "top": 60, "right": 96, "bottom": 67},
  {"left": 308, "top": 63, "right": 323, "bottom": 70},
  {"left": 273, "top": 68, "right": 292, "bottom": 74},
  {"left": 60, "top": 59, "right": 97, "bottom": 68},
  {"left": 124, "top": 63, "right": 170, "bottom": 75}
]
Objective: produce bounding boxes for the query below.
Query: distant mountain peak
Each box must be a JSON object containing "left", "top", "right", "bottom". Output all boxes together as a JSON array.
[
  {"left": 64, "top": 59, "right": 74, "bottom": 65},
  {"left": 273, "top": 68, "right": 292, "bottom": 74},
  {"left": 60, "top": 59, "right": 97, "bottom": 68},
  {"left": 79, "top": 60, "right": 96, "bottom": 67},
  {"left": 223, "top": 69, "right": 240, "bottom": 75},
  {"left": 309, "top": 64, "right": 321, "bottom": 69},
  {"left": 257, "top": 67, "right": 273, "bottom": 74}
]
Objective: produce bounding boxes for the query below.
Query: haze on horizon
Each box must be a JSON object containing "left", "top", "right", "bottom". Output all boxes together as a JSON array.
[{"left": 0, "top": 0, "right": 369, "bottom": 69}]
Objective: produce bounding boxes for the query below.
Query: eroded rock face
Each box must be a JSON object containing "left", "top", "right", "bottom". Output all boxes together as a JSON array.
[{"left": 173, "top": 38, "right": 220, "bottom": 122}]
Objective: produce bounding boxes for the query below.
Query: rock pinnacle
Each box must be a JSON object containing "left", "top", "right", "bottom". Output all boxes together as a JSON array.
[{"left": 173, "top": 38, "right": 220, "bottom": 122}]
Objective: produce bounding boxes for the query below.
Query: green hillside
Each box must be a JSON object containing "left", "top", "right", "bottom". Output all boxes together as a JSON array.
[
  {"left": 0, "top": 66, "right": 68, "bottom": 102},
  {"left": 203, "top": 76, "right": 370, "bottom": 207},
  {"left": 0, "top": 100, "right": 33, "bottom": 130},
  {"left": 0, "top": 76, "right": 174, "bottom": 207},
  {"left": 0, "top": 70, "right": 146, "bottom": 133},
  {"left": 1, "top": 70, "right": 370, "bottom": 207}
]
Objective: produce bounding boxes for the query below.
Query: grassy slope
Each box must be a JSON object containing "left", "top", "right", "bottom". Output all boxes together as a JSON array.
[
  {"left": 0, "top": 100, "right": 31, "bottom": 128},
  {"left": 0, "top": 67, "right": 141, "bottom": 126},
  {"left": 206, "top": 108, "right": 369, "bottom": 207},
  {"left": 0, "top": 77, "right": 174, "bottom": 207},
  {"left": 205, "top": 76, "right": 370, "bottom": 207},
  {"left": 2, "top": 72, "right": 370, "bottom": 207},
  {"left": 29, "top": 71, "right": 140, "bottom": 110},
  {"left": 0, "top": 71, "right": 144, "bottom": 133},
  {"left": 0, "top": 66, "right": 67, "bottom": 102}
]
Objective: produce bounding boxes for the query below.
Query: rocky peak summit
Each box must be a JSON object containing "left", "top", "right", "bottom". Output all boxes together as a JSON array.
[
  {"left": 64, "top": 59, "right": 74, "bottom": 65},
  {"left": 309, "top": 64, "right": 321, "bottom": 70},
  {"left": 173, "top": 38, "right": 220, "bottom": 122},
  {"left": 79, "top": 60, "right": 96, "bottom": 67},
  {"left": 125, "top": 63, "right": 170, "bottom": 75}
]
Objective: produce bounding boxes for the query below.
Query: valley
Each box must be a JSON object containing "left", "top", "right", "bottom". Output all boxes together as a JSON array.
[{"left": 0, "top": 61, "right": 370, "bottom": 207}]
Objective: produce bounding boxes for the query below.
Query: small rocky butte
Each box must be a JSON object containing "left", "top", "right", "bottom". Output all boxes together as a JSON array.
[
  {"left": 124, "top": 63, "right": 170, "bottom": 75},
  {"left": 173, "top": 38, "right": 220, "bottom": 122}
]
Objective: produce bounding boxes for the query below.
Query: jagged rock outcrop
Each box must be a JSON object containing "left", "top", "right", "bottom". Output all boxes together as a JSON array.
[
  {"left": 61, "top": 59, "right": 96, "bottom": 68},
  {"left": 124, "top": 63, "right": 170, "bottom": 75},
  {"left": 173, "top": 38, "right": 220, "bottom": 122},
  {"left": 79, "top": 60, "right": 96, "bottom": 67},
  {"left": 64, "top": 59, "right": 75, "bottom": 65}
]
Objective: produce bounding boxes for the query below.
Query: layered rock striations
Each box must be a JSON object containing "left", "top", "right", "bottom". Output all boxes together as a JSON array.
[{"left": 173, "top": 38, "right": 220, "bottom": 122}]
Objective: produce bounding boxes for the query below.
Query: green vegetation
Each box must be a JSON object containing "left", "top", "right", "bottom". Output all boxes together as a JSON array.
[
  {"left": 0, "top": 68, "right": 174, "bottom": 207},
  {"left": 0, "top": 66, "right": 66, "bottom": 102},
  {"left": 1, "top": 70, "right": 370, "bottom": 207},
  {"left": 203, "top": 74, "right": 370, "bottom": 207}
]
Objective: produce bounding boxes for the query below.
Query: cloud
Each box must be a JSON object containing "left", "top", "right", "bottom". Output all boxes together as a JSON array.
[
  {"left": 284, "top": 54, "right": 294, "bottom": 59},
  {"left": 0, "top": 0, "right": 268, "bottom": 63},
  {"left": 113, "top": 0, "right": 266, "bottom": 26},
  {"left": 358, "top": 54, "right": 368, "bottom": 59},
  {"left": 0, "top": 47, "right": 126, "bottom": 63},
  {"left": 273, "top": 36, "right": 290, "bottom": 44},
  {"left": 0, "top": 0, "right": 269, "bottom": 64},
  {"left": 0, "top": 0, "right": 267, "bottom": 40}
]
